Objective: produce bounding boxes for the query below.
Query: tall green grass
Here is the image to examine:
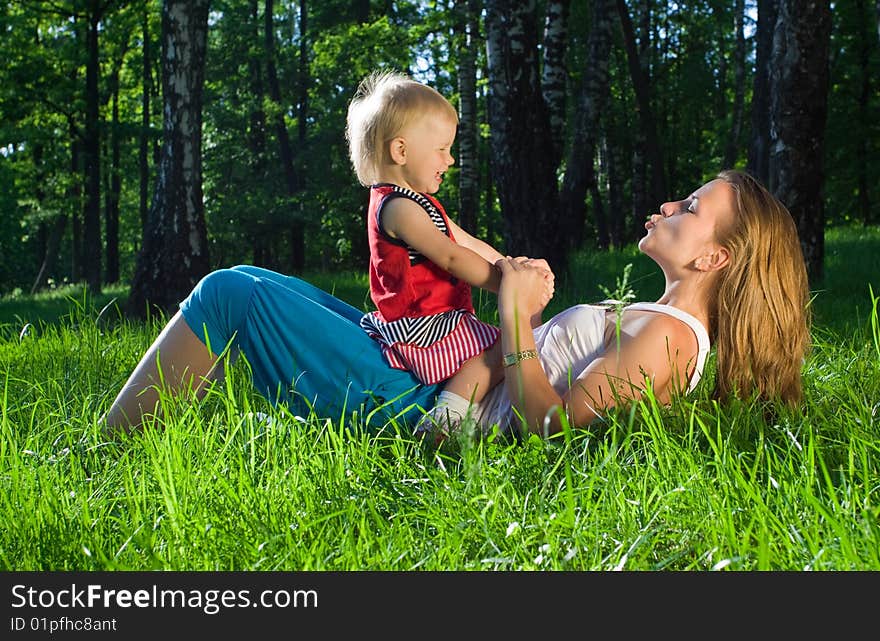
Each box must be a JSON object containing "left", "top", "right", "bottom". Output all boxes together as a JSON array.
[{"left": 1, "top": 225, "right": 878, "bottom": 570}]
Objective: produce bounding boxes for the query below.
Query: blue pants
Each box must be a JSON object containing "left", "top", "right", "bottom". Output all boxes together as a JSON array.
[{"left": 179, "top": 265, "right": 438, "bottom": 430}]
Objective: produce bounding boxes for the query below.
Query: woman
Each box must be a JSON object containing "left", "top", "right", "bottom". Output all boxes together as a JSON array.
[{"left": 103, "top": 170, "right": 811, "bottom": 437}]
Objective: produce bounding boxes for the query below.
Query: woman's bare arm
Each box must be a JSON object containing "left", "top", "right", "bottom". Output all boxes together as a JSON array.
[{"left": 496, "top": 259, "right": 695, "bottom": 435}]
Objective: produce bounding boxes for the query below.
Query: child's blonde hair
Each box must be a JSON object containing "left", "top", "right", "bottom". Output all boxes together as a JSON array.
[{"left": 346, "top": 69, "right": 458, "bottom": 186}]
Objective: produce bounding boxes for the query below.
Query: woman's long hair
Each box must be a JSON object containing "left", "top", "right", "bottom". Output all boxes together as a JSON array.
[{"left": 709, "top": 170, "right": 812, "bottom": 406}]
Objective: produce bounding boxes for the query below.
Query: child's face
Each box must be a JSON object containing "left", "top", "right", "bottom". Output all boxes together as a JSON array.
[{"left": 396, "top": 112, "right": 457, "bottom": 194}]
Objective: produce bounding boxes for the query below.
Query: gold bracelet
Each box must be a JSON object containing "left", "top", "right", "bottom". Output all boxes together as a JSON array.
[{"left": 502, "top": 349, "right": 538, "bottom": 367}]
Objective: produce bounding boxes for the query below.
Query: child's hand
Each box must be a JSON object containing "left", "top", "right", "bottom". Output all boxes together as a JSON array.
[
  {"left": 497, "top": 257, "right": 555, "bottom": 319},
  {"left": 538, "top": 266, "right": 554, "bottom": 307},
  {"left": 504, "top": 257, "right": 555, "bottom": 306}
]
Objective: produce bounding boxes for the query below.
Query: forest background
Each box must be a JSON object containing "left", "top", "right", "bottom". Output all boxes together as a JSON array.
[{"left": 0, "top": 0, "right": 877, "bottom": 317}]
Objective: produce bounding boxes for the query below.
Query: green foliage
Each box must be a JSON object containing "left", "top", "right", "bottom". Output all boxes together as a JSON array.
[
  {"left": 0, "top": 157, "right": 33, "bottom": 294},
  {"left": 305, "top": 16, "right": 422, "bottom": 268},
  {"left": 825, "top": 0, "right": 880, "bottom": 225}
]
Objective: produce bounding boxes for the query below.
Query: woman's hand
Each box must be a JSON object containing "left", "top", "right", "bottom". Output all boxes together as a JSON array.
[
  {"left": 510, "top": 257, "right": 555, "bottom": 308},
  {"left": 495, "top": 257, "right": 553, "bottom": 323}
]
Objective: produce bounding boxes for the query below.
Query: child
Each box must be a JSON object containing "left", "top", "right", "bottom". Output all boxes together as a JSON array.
[{"left": 345, "top": 70, "right": 553, "bottom": 439}]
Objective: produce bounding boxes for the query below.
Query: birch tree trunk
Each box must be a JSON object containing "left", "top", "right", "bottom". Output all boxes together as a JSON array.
[
  {"left": 541, "top": 0, "right": 570, "bottom": 167},
  {"left": 127, "top": 0, "right": 211, "bottom": 318},
  {"left": 485, "top": 0, "right": 563, "bottom": 267},
  {"left": 456, "top": 0, "right": 479, "bottom": 234}
]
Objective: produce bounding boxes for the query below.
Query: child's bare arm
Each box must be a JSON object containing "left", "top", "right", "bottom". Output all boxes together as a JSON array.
[
  {"left": 382, "top": 198, "right": 501, "bottom": 292},
  {"left": 446, "top": 218, "right": 505, "bottom": 265}
]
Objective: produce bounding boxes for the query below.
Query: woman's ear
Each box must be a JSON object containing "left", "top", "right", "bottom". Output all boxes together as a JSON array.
[
  {"left": 389, "top": 137, "right": 407, "bottom": 165},
  {"left": 696, "top": 246, "right": 730, "bottom": 272}
]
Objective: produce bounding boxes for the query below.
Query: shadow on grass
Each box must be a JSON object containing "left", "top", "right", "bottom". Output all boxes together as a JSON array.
[{"left": 0, "top": 283, "right": 130, "bottom": 334}]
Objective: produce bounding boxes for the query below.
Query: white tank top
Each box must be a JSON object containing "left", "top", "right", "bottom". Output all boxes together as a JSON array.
[{"left": 472, "top": 302, "right": 711, "bottom": 433}]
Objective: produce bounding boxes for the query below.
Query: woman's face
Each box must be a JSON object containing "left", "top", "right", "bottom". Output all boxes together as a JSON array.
[{"left": 638, "top": 178, "right": 735, "bottom": 273}]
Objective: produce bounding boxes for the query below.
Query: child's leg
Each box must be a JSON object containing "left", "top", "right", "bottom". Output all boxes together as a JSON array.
[
  {"left": 443, "top": 340, "right": 503, "bottom": 403},
  {"left": 414, "top": 341, "right": 504, "bottom": 441},
  {"left": 102, "top": 311, "right": 222, "bottom": 436}
]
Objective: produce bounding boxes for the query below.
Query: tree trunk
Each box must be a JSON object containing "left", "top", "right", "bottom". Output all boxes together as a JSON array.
[
  {"left": 594, "top": 137, "right": 610, "bottom": 249},
  {"left": 631, "top": 0, "right": 648, "bottom": 240},
  {"left": 352, "top": 0, "right": 370, "bottom": 22},
  {"left": 616, "top": 0, "right": 667, "bottom": 204},
  {"left": 747, "top": 0, "right": 777, "bottom": 185},
  {"left": 296, "top": 0, "right": 309, "bottom": 262},
  {"left": 153, "top": 54, "right": 162, "bottom": 169},
  {"left": 127, "top": 0, "right": 211, "bottom": 319},
  {"left": 484, "top": 157, "right": 497, "bottom": 247},
  {"left": 83, "top": 3, "right": 102, "bottom": 293},
  {"left": 140, "top": 6, "right": 152, "bottom": 239},
  {"left": 723, "top": 0, "right": 746, "bottom": 169},
  {"left": 591, "top": 179, "right": 608, "bottom": 250},
  {"left": 541, "top": 0, "right": 570, "bottom": 167},
  {"left": 105, "top": 56, "right": 124, "bottom": 284},
  {"left": 298, "top": 0, "right": 308, "bottom": 147},
  {"left": 29, "top": 143, "right": 58, "bottom": 295},
  {"left": 558, "top": 0, "right": 615, "bottom": 250},
  {"left": 485, "top": 0, "right": 564, "bottom": 268},
  {"left": 72, "top": 170, "right": 82, "bottom": 283},
  {"left": 455, "top": 0, "right": 479, "bottom": 234},
  {"left": 32, "top": 216, "right": 68, "bottom": 296},
  {"left": 715, "top": 8, "right": 728, "bottom": 122},
  {"left": 607, "top": 132, "right": 625, "bottom": 247},
  {"left": 248, "top": 0, "right": 269, "bottom": 265},
  {"left": 857, "top": 0, "right": 872, "bottom": 225},
  {"left": 264, "top": 0, "right": 303, "bottom": 273},
  {"left": 768, "top": 0, "right": 831, "bottom": 283}
]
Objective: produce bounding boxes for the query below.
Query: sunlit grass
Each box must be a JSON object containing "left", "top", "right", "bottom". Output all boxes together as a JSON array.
[{"left": 1, "top": 225, "right": 878, "bottom": 570}]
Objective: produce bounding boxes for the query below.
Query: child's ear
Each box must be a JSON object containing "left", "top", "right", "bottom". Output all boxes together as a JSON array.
[{"left": 389, "top": 137, "right": 407, "bottom": 165}]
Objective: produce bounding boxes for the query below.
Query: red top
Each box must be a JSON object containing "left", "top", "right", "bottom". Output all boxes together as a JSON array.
[{"left": 366, "top": 184, "right": 474, "bottom": 322}]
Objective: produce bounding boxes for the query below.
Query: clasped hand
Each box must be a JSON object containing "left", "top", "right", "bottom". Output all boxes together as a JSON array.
[{"left": 495, "top": 256, "right": 555, "bottom": 322}]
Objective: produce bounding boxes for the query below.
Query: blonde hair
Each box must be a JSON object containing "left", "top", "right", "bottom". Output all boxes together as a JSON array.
[
  {"left": 709, "top": 169, "right": 812, "bottom": 407},
  {"left": 345, "top": 70, "right": 458, "bottom": 186}
]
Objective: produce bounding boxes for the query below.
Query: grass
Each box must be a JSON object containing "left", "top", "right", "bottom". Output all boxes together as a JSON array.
[{"left": 1, "top": 225, "right": 878, "bottom": 570}]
